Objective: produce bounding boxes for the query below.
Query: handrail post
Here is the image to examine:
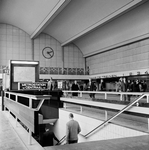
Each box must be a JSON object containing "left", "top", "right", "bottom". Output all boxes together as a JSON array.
[
  {"left": 105, "top": 93, "right": 107, "bottom": 99},
  {"left": 147, "top": 95, "right": 149, "bottom": 103},
  {"left": 64, "top": 103, "right": 67, "bottom": 109},
  {"left": 16, "top": 95, "right": 18, "bottom": 127},
  {"left": 148, "top": 118, "right": 149, "bottom": 132},
  {"left": 105, "top": 110, "right": 107, "bottom": 120},
  {"left": 28, "top": 129, "right": 32, "bottom": 145},
  {"left": 63, "top": 91, "right": 66, "bottom": 97},
  {"left": 80, "top": 91, "right": 82, "bottom": 97},
  {"left": 120, "top": 94, "right": 123, "bottom": 101},
  {"left": 8, "top": 93, "right": 11, "bottom": 117},
  {"left": 29, "top": 97, "right": 32, "bottom": 108},
  {"left": 28, "top": 97, "right": 32, "bottom": 145}
]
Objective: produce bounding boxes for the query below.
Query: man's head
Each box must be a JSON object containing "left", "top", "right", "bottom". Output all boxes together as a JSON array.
[
  {"left": 69, "top": 113, "right": 74, "bottom": 119},
  {"left": 74, "top": 80, "right": 77, "bottom": 84},
  {"left": 45, "top": 125, "right": 53, "bottom": 132}
]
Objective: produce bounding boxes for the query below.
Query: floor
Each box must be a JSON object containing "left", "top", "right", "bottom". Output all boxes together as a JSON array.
[{"left": 0, "top": 110, "right": 27, "bottom": 150}]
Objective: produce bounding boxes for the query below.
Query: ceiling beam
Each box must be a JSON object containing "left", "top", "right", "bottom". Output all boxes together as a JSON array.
[
  {"left": 61, "top": 0, "right": 145, "bottom": 47},
  {"left": 31, "top": 0, "right": 71, "bottom": 39}
]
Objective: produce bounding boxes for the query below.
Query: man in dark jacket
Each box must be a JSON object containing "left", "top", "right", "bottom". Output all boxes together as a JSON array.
[
  {"left": 88, "top": 79, "right": 96, "bottom": 99},
  {"left": 71, "top": 80, "right": 80, "bottom": 96},
  {"left": 42, "top": 126, "right": 59, "bottom": 147}
]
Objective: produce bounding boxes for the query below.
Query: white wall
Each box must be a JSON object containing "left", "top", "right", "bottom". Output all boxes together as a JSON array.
[
  {"left": 63, "top": 44, "right": 85, "bottom": 69},
  {"left": 34, "top": 33, "right": 63, "bottom": 68},
  {"left": 53, "top": 109, "right": 147, "bottom": 144},
  {"left": 0, "top": 24, "right": 32, "bottom": 66},
  {"left": 86, "top": 38, "right": 149, "bottom": 75},
  {"left": 0, "top": 24, "right": 85, "bottom": 75}
]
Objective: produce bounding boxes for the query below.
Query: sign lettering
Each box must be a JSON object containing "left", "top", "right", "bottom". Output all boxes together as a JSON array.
[{"left": 19, "top": 82, "right": 48, "bottom": 90}]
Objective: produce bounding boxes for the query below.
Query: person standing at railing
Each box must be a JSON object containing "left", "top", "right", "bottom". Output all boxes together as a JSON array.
[
  {"left": 100, "top": 79, "right": 105, "bottom": 91},
  {"left": 66, "top": 113, "right": 81, "bottom": 144},
  {"left": 116, "top": 78, "right": 122, "bottom": 92},
  {"left": 126, "top": 80, "right": 133, "bottom": 102},
  {"left": 88, "top": 79, "right": 96, "bottom": 99},
  {"left": 142, "top": 80, "right": 147, "bottom": 92},
  {"left": 121, "top": 78, "right": 127, "bottom": 101},
  {"left": 71, "top": 80, "right": 80, "bottom": 96},
  {"left": 47, "top": 77, "right": 53, "bottom": 91},
  {"left": 132, "top": 80, "right": 140, "bottom": 92}
]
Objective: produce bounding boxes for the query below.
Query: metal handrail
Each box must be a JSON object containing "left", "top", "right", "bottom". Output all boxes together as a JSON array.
[
  {"left": 63, "top": 90, "right": 144, "bottom": 95},
  {"left": 56, "top": 136, "right": 66, "bottom": 145},
  {"left": 83, "top": 94, "right": 145, "bottom": 138}
]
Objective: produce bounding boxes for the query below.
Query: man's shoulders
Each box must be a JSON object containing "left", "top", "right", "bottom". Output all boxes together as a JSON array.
[{"left": 67, "top": 120, "right": 79, "bottom": 125}]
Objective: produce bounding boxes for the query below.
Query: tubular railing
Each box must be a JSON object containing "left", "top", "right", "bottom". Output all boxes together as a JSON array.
[
  {"left": 56, "top": 136, "right": 66, "bottom": 145},
  {"left": 62, "top": 91, "right": 149, "bottom": 138},
  {"left": 83, "top": 94, "right": 145, "bottom": 138},
  {"left": 63, "top": 90, "right": 148, "bottom": 102}
]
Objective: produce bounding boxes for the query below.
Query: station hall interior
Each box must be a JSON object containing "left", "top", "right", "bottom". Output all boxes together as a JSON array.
[{"left": 0, "top": 0, "right": 149, "bottom": 150}]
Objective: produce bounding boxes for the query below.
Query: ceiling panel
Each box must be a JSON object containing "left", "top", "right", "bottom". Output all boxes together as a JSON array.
[
  {"left": 0, "top": 0, "right": 61, "bottom": 35},
  {"left": 43, "top": 0, "right": 135, "bottom": 44}
]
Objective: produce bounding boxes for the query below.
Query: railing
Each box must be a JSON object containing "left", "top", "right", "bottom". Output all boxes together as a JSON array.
[
  {"left": 3, "top": 91, "right": 51, "bottom": 145},
  {"left": 84, "top": 94, "right": 145, "bottom": 138},
  {"left": 56, "top": 136, "right": 66, "bottom": 145},
  {"left": 62, "top": 90, "right": 149, "bottom": 138},
  {"left": 63, "top": 90, "right": 149, "bottom": 103}
]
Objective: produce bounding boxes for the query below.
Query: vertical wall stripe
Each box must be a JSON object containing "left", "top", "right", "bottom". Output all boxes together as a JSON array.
[
  {"left": 31, "top": 39, "right": 34, "bottom": 60},
  {"left": 62, "top": 46, "right": 64, "bottom": 71}
]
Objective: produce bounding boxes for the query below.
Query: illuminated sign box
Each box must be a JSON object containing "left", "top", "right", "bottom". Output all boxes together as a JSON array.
[{"left": 18, "top": 82, "right": 48, "bottom": 90}]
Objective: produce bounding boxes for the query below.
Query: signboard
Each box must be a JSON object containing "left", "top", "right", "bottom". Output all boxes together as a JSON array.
[
  {"left": 14, "top": 66, "right": 35, "bottom": 82},
  {"left": 18, "top": 82, "right": 48, "bottom": 90},
  {"left": 91, "top": 69, "right": 149, "bottom": 79}
]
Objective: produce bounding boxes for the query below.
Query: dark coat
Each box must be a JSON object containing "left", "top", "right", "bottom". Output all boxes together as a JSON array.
[
  {"left": 71, "top": 83, "right": 79, "bottom": 96},
  {"left": 42, "top": 131, "right": 59, "bottom": 146}
]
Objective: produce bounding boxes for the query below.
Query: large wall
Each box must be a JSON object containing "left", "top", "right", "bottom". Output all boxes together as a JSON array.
[
  {"left": 86, "top": 38, "right": 149, "bottom": 75},
  {"left": 0, "top": 24, "right": 85, "bottom": 75},
  {"left": 74, "top": 1, "right": 149, "bottom": 76}
]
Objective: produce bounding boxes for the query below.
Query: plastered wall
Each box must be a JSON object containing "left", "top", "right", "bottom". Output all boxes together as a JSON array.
[
  {"left": 86, "top": 39, "right": 149, "bottom": 75},
  {"left": 0, "top": 24, "right": 85, "bottom": 72},
  {"left": 0, "top": 24, "right": 32, "bottom": 66}
]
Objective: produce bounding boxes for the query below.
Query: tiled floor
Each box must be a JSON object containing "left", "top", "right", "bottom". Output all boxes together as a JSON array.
[{"left": 0, "top": 110, "right": 27, "bottom": 150}]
